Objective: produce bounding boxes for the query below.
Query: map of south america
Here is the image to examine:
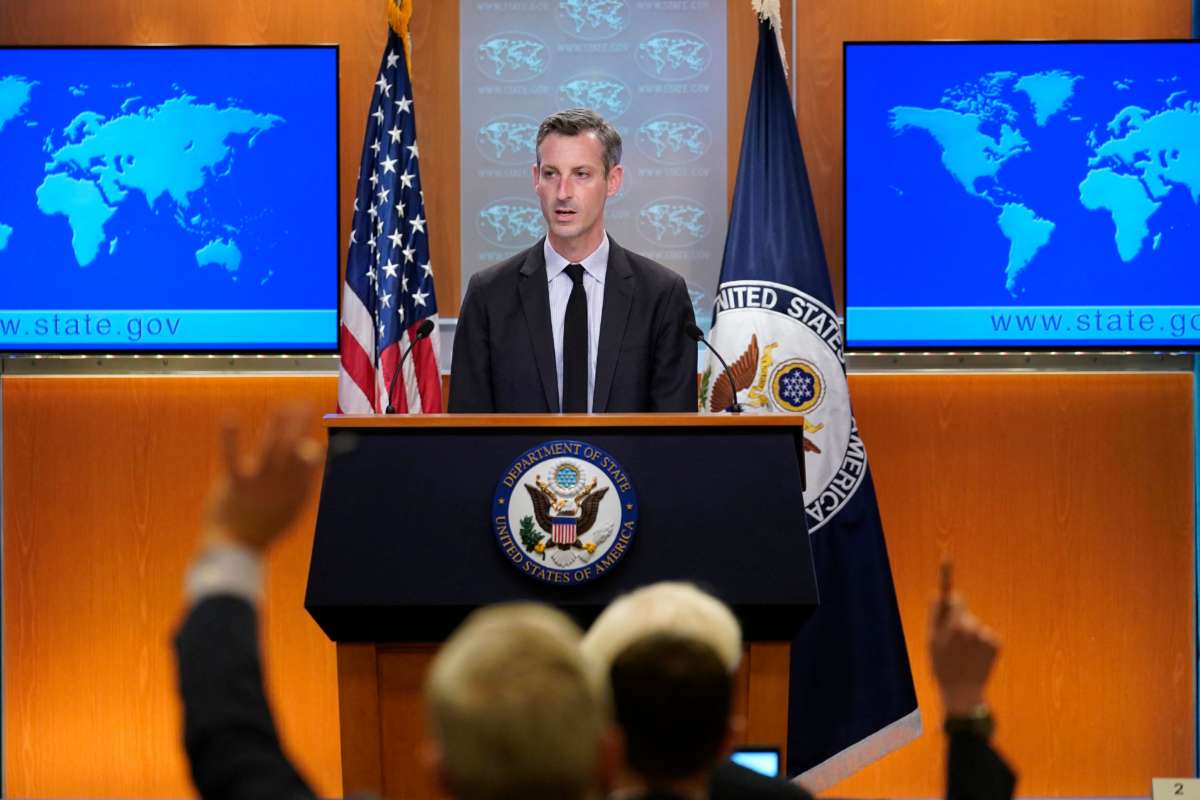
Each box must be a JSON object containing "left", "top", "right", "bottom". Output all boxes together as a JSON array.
[{"left": 0, "top": 75, "right": 37, "bottom": 251}]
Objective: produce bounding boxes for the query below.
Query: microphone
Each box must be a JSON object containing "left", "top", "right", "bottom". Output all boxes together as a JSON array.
[
  {"left": 684, "top": 321, "right": 742, "bottom": 413},
  {"left": 385, "top": 318, "right": 436, "bottom": 414}
]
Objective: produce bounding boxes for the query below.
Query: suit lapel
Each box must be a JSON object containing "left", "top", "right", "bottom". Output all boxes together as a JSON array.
[
  {"left": 518, "top": 241, "right": 560, "bottom": 412},
  {"left": 592, "top": 237, "right": 634, "bottom": 412}
]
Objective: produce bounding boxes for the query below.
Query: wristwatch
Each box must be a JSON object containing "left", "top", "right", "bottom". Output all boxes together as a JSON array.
[{"left": 943, "top": 705, "right": 994, "bottom": 739}]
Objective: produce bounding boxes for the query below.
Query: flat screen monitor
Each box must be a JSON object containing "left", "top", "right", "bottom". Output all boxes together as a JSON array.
[
  {"left": 844, "top": 41, "right": 1200, "bottom": 349},
  {"left": 730, "top": 747, "right": 781, "bottom": 778},
  {"left": 0, "top": 45, "right": 338, "bottom": 352}
]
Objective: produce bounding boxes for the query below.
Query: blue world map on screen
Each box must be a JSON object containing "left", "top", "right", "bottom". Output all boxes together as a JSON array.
[
  {"left": 847, "top": 43, "right": 1200, "bottom": 312},
  {"left": 0, "top": 48, "right": 337, "bottom": 349}
]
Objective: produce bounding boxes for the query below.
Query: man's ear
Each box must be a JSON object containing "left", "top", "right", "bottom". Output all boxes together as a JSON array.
[{"left": 606, "top": 163, "right": 624, "bottom": 196}]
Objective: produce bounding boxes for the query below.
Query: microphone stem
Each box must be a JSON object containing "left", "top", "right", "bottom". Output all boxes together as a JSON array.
[{"left": 385, "top": 328, "right": 428, "bottom": 414}]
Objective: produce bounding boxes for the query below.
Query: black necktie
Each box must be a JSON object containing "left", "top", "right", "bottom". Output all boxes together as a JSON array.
[{"left": 562, "top": 263, "right": 588, "bottom": 413}]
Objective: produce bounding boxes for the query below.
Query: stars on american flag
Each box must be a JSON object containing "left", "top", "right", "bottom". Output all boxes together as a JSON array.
[
  {"left": 343, "top": 45, "right": 437, "bottom": 374},
  {"left": 338, "top": 26, "right": 442, "bottom": 415}
]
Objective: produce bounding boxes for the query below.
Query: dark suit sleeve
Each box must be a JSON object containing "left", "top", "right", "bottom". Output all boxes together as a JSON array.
[
  {"left": 709, "top": 761, "right": 814, "bottom": 799},
  {"left": 946, "top": 732, "right": 1016, "bottom": 800},
  {"left": 174, "top": 596, "right": 315, "bottom": 800},
  {"left": 649, "top": 274, "right": 699, "bottom": 412},
  {"left": 447, "top": 273, "right": 495, "bottom": 413}
]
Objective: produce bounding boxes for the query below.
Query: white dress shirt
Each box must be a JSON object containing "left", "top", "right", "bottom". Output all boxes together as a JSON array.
[
  {"left": 545, "top": 234, "right": 607, "bottom": 412},
  {"left": 185, "top": 543, "right": 263, "bottom": 605}
]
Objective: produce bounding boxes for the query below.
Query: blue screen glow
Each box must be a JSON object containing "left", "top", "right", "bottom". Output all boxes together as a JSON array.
[{"left": 730, "top": 749, "right": 780, "bottom": 777}]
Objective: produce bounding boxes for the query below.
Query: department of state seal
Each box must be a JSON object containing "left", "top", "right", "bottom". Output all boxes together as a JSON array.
[
  {"left": 700, "top": 279, "right": 867, "bottom": 532},
  {"left": 493, "top": 439, "right": 637, "bottom": 585}
]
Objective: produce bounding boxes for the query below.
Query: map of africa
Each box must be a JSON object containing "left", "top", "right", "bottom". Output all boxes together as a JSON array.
[{"left": 848, "top": 45, "right": 1200, "bottom": 307}]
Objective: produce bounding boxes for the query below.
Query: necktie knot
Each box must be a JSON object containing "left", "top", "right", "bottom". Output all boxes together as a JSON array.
[{"left": 565, "top": 263, "right": 585, "bottom": 286}]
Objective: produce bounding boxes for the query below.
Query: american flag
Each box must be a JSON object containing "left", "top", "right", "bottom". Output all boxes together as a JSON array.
[{"left": 338, "top": 0, "right": 442, "bottom": 414}]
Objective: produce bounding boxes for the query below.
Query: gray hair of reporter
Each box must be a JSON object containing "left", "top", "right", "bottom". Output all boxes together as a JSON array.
[
  {"left": 426, "top": 603, "right": 609, "bottom": 800},
  {"left": 536, "top": 107, "right": 623, "bottom": 175},
  {"left": 581, "top": 582, "right": 743, "bottom": 674}
]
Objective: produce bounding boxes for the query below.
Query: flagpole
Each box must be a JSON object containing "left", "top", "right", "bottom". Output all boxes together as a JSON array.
[{"left": 791, "top": 0, "right": 797, "bottom": 111}]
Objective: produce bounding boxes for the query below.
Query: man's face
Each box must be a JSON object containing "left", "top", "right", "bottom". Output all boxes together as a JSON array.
[{"left": 533, "top": 131, "right": 623, "bottom": 254}]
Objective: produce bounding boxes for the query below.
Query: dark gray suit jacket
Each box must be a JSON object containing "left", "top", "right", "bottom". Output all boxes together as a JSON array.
[
  {"left": 448, "top": 236, "right": 698, "bottom": 413},
  {"left": 175, "top": 596, "right": 316, "bottom": 800}
]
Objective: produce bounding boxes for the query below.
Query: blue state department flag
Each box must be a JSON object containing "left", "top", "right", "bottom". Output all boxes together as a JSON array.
[{"left": 701, "top": 5, "right": 920, "bottom": 790}]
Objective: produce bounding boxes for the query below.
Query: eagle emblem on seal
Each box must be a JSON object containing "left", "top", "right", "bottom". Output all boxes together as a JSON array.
[
  {"left": 524, "top": 463, "right": 609, "bottom": 554},
  {"left": 703, "top": 334, "right": 824, "bottom": 453}
]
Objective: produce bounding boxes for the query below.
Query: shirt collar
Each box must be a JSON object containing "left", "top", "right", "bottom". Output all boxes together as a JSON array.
[{"left": 544, "top": 233, "right": 609, "bottom": 285}]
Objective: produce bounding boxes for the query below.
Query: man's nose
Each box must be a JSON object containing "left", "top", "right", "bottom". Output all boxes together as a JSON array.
[{"left": 556, "top": 177, "right": 572, "bottom": 200}]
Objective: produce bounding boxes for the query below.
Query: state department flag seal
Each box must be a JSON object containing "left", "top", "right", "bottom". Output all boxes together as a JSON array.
[
  {"left": 701, "top": 279, "right": 866, "bottom": 532},
  {"left": 493, "top": 439, "right": 638, "bottom": 585}
]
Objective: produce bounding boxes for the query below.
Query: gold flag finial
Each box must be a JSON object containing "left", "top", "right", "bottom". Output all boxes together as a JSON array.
[{"left": 387, "top": 0, "right": 414, "bottom": 74}]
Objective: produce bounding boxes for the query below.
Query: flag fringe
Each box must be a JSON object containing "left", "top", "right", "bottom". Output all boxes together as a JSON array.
[
  {"left": 792, "top": 708, "right": 923, "bottom": 791},
  {"left": 751, "top": 0, "right": 789, "bottom": 79}
]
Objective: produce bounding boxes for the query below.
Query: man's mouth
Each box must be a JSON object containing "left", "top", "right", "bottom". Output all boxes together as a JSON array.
[{"left": 554, "top": 208, "right": 576, "bottom": 221}]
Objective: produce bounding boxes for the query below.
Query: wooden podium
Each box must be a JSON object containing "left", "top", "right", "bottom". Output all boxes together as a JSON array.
[{"left": 306, "top": 413, "right": 817, "bottom": 798}]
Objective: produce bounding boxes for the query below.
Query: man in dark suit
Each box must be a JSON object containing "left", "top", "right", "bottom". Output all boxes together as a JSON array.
[
  {"left": 449, "top": 108, "right": 697, "bottom": 413},
  {"left": 583, "top": 582, "right": 814, "bottom": 800},
  {"left": 610, "top": 632, "right": 809, "bottom": 800}
]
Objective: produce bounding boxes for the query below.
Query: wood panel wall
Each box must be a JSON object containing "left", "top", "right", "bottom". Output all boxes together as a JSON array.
[
  {"left": 3, "top": 376, "right": 342, "bottom": 797},
  {"left": 837, "top": 372, "right": 1195, "bottom": 796},
  {"left": 3, "top": 371, "right": 1193, "bottom": 797}
]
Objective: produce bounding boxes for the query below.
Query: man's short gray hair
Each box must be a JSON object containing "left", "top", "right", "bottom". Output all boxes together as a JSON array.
[
  {"left": 426, "top": 603, "right": 607, "bottom": 800},
  {"left": 581, "top": 582, "right": 743, "bottom": 674},
  {"left": 536, "top": 107, "right": 623, "bottom": 174}
]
